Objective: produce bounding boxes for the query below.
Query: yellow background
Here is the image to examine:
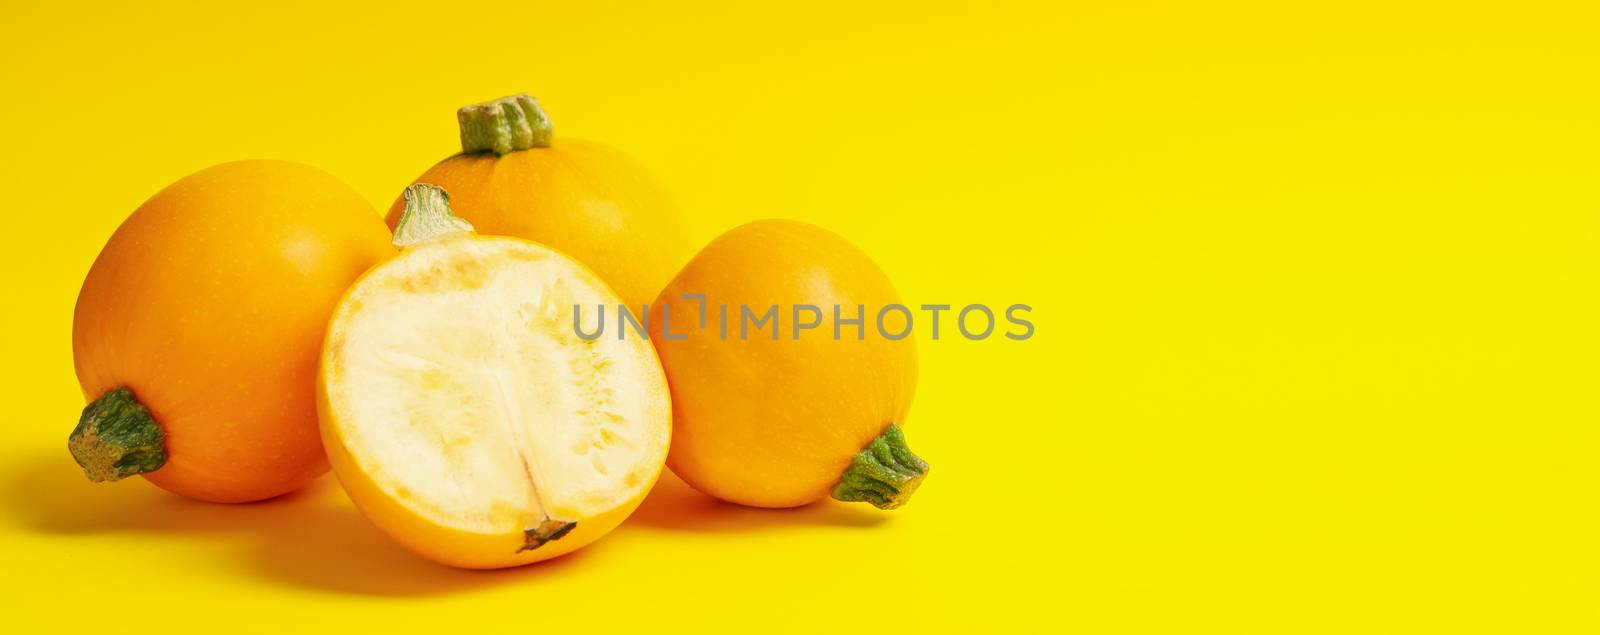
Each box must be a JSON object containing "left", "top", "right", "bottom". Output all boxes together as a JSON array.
[{"left": 4, "top": 1, "right": 1599, "bottom": 631}]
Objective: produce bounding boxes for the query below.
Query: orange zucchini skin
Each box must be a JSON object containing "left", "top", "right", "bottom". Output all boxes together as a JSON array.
[
  {"left": 73, "top": 160, "right": 394, "bottom": 503},
  {"left": 387, "top": 139, "right": 690, "bottom": 309}
]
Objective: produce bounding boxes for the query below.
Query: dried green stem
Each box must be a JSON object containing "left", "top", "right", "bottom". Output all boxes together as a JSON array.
[
  {"left": 68, "top": 387, "right": 167, "bottom": 482},
  {"left": 392, "top": 184, "right": 475, "bottom": 247},
  {"left": 521, "top": 518, "right": 577, "bottom": 552},
  {"left": 831, "top": 424, "right": 929, "bottom": 510},
  {"left": 458, "top": 94, "right": 553, "bottom": 155}
]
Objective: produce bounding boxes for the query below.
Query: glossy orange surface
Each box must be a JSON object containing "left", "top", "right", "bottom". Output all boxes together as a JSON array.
[{"left": 73, "top": 160, "right": 393, "bottom": 502}]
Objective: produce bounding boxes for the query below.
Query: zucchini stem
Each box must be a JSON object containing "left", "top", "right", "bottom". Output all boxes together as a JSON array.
[
  {"left": 68, "top": 387, "right": 167, "bottom": 482},
  {"left": 830, "top": 424, "right": 929, "bottom": 510},
  {"left": 392, "top": 184, "right": 475, "bottom": 247},
  {"left": 458, "top": 93, "right": 553, "bottom": 155}
]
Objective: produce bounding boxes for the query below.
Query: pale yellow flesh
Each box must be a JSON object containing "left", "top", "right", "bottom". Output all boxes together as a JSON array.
[{"left": 323, "top": 236, "right": 669, "bottom": 535}]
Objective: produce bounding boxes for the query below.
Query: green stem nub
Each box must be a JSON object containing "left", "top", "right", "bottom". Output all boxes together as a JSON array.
[
  {"left": 521, "top": 518, "right": 577, "bottom": 552},
  {"left": 393, "top": 184, "right": 475, "bottom": 247},
  {"left": 831, "top": 424, "right": 929, "bottom": 510},
  {"left": 458, "top": 94, "right": 553, "bottom": 155},
  {"left": 68, "top": 387, "right": 167, "bottom": 482}
]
